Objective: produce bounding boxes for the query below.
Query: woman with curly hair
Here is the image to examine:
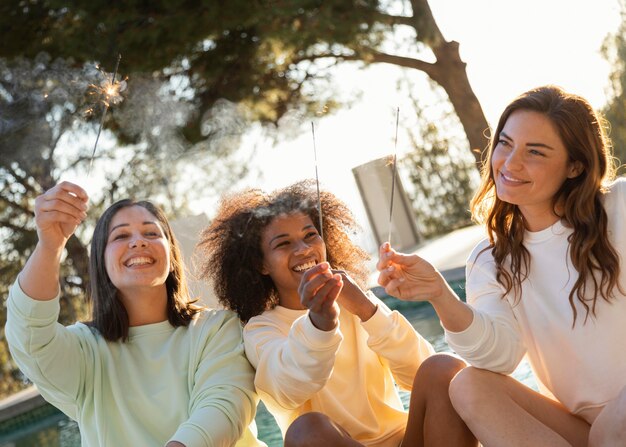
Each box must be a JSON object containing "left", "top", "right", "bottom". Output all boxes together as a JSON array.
[
  {"left": 377, "top": 85, "right": 626, "bottom": 446},
  {"left": 197, "top": 180, "right": 477, "bottom": 447}
]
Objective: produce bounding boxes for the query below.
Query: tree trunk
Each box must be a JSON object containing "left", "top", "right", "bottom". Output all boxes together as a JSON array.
[
  {"left": 406, "top": 0, "right": 490, "bottom": 170},
  {"left": 428, "top": 39, "right": 490, "bottom": 169}
]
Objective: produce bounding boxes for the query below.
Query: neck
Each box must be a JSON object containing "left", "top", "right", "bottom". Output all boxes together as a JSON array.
[
  {"left": 520, "top": 204, "right": 563, "bottom": 232},
  {"left": 277, "top": 289, "right": 306, "bottom": 310},
  {"left": 120, "top": 286, "right": 169, "bottom": 326}
]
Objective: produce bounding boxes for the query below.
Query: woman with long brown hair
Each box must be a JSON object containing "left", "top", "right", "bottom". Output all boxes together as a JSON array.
[
  {"left": 377, "top": 85, "right": 626, "bottom": 446},
  {"left": 197, "top": 180, "right": 477, "bottom": 446},
  {"left": 6, "top": 181, "right": 262, "bottom": 446}
]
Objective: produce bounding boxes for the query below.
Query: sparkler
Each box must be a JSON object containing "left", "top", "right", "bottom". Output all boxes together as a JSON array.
[
  {"left": 311, "top": 121, "right": 324, "bottom": 241},
  {"left": 388, "top": 107, "right": 400, "bottom": 244},
  {"left": 86, "top": 54, "right": 126, "bottom": 176}
]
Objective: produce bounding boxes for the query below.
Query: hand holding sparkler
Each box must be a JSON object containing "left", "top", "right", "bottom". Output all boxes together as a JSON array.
[{"left": 86, "top": 54, "right": 127, "bottom": 177}]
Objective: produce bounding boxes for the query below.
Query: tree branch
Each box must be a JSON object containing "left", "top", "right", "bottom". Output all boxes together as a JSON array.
[
  {"left": 0, "top": 194, "right": 34, "bottom": 216},
  {"left": 409, "top": 0, "right": 447, "bottom": 46},
  {"left": 369, "top": 10, "right": 415, "bottom": 28}
]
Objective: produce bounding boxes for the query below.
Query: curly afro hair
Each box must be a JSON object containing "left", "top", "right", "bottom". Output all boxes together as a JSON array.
[{"left": 196, "top": 180, "right": 370, "bottom": 322}]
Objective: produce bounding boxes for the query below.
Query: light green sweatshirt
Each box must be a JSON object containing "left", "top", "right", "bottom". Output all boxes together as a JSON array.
[{"left": 6, "top": 280, "right": 265, "bottom": 447}]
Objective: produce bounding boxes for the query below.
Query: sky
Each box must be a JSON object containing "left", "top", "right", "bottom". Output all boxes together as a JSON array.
[{"left": 197, "top": 0, "right": 622, "bottom": 252}]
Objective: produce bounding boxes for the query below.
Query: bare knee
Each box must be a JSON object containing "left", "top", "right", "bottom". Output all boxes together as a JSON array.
[
  {"left": 414, "top": 353, "right": 467, "bottom": 391},
  {"left": 285, "top": 412, "right": 350, "bottom": 447},
  {"left": 449, "top": 366, "right": 497, "bottom": 419}
]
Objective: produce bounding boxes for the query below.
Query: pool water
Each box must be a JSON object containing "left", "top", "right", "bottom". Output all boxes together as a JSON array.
[{"left": 0, "top": 298, "right": 535, "bottom": 447}]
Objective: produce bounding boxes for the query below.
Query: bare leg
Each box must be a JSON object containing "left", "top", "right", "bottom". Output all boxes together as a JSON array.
[
  {"left": 284, "top": 412, "right": 363, "bottom": 447},
  {"left": 589, "top": 385, "right": 626, "bottom": 446},
  {"left": 402, "top": 353, "right": 477, "bottom": 447},
  {"left": 449, "top": 367, "right": 590, "bottom": 447}
]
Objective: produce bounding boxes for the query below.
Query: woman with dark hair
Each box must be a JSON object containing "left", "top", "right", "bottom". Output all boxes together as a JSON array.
[
  {"left": 377, "top": 85, "right": 626, "bottom": 445},
  {"left": 197, "top": 180, "right": 477, "bottom": 447},
  {"left": 6, "top": 181, "right": 263, "bottom": 447}
]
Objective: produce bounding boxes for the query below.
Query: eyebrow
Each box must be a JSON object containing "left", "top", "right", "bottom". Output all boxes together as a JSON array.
[
  {"left": 500, "top": 131, "right": 555, "bottom": 150},
  {"left": 109, "top": 221, "right": 159, "bottom": 234},
  {"left": 269, "top": 224, "right": 316, "bottom": 245}
]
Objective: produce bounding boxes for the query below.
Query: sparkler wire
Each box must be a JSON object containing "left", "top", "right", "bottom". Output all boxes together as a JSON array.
[
  {"left": 311, "top": 122, "right": 324, "bottom": 241},
  {"left": 87, "top": 54, "right": 122, "bottom": 177},
  {"left": 388, "top": 107, "right": 400, "bottom": 244}
]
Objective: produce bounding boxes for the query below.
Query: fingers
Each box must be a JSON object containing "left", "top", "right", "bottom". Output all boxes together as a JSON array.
[
  {"left": 384, "top": 278, "right": 419, "bottom": 301},
  {"left": 57, "top": 181, "right": 88, "bottom": 201},
  {"left": 376, "top": 242, "right": 393, "bottom": 271},
  {"left": 36, "top": 182, "right": 89, "bottom": 223},
  {"left": 299, "top": 262, "right": 343, "bottom": 312},
  {"left": 298, "top": 262, "right": 331, "bottom": 298}
]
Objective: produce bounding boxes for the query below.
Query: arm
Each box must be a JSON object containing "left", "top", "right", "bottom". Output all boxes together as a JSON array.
[
  {"left": 360, "top": 293, "right": 435, "bottom": 390},
  {"left": 244, "top": 312, "right": 343, "bottom": 411},
  {"left": 169, "top": 311, "right": 258, "bottom": 447},
  {"left": 444, "top": 254, "right": 526, "bottom": 374},
  {"left": 335, "top": 271, "right": 435, "bottom": 389},
  {"left": 377, "top": 241, "right": 525, "bottom": 374},
  {"left": 5, "top": 182, "right": 90, "bottom": 413}
]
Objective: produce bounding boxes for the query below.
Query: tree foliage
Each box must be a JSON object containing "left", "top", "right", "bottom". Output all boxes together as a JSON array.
[
  {"left": 0, "top": 55, "right": 249, "bottom": 398},
  {"left": 603, "top": 1, "right": 626, "bottom": 167},
  {"left": 0, "top": 0, "right": 489, "bottom": 165}
]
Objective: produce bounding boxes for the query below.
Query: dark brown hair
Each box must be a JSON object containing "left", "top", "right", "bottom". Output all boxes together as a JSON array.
[
  {"left": 88, "top": 199, "right": 203, "bottom": 341},
  {"left": 196, "top": 180, "right": 370, "bottom": 322},
  {"left": 471, "top": 85, "right": 621, "bottom": 324}
]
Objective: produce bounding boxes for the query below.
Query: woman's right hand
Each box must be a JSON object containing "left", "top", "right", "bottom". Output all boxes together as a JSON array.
[
  {"left": 298, "top": 262, "right": 343, "bottom": 331},
  {"left": 376, "top": 242, "right": 447, "bottom": 303},
  {"left": 34, "top": 181, "right": 89, "bottom": 253}
]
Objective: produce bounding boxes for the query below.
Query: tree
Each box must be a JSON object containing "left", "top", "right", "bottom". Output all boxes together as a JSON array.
[
  {"left": 0, "top": 55, "right": 249, "bottom": 398},
  {"left": 399, "top": 77, "right": 478, "bottom": 238},
  {"left": 603, "top": 1, "right": 626, "bottom": 166},
  {"left": 0, "top": 0, "right": 489, "bottom": 167}
]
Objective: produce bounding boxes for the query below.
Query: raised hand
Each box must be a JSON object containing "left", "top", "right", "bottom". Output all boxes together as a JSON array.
[
  {"left": 34, "top": 181, "right": 89, "bottom": 253},
  {"left": 17, "top": 182, "right": 89, "bottom": 300},
  {"left": 298, "top": 262, "right": 343, "bottom": 331},
  {"left": 376, "top": 242, "right": 447, "bottom": 302}
]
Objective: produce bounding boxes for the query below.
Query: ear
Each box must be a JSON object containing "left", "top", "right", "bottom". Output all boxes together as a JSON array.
[
  {"left": 260, "top": 262, "right": 269, "bottom": 275},
  {"left": 567, "top": 161, "right": 584, "bottom": 179}
]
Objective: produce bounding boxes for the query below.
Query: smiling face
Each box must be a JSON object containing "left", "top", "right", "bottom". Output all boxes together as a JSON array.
[
  {"left": 260, "top": 212, "right": 326, "bottom": 308},
  {"left": 491, "top": 109, "right": 582, "bottom": 231},
  {"left": 104, "top": 205, "right": 171, "bottom": 301}
]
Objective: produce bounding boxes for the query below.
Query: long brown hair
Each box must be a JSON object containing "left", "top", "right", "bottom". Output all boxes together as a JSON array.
[
  {"left": 88, "top": 199, "right": 203, "bottom": 341},
  {"left": 196, "top": 180, "right": 370, "bottom": 322},
  {"left": 471, "top": 85, "right": 621, "bottom": 325}
]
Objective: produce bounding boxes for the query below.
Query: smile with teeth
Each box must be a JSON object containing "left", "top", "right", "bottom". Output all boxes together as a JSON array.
[
  {"left": 292, "top": 260, "right": 317, "bottom": 272},
  {"left": 500, "top": 172, "right": 528, "bottom": 184},
  {"left": 125, "top": 256, "right": 154, "bottom": 267}
]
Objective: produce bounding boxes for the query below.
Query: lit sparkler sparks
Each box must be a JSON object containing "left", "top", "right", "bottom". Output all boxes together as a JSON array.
[
  {"left": 311, "top": 121, "right": 324, "bottom": 241},
  {"left": 388, "top": 107, "right": 400, "bottom": 244},
  {"left": 86, "top": 54, "right": 127, "bottom": 176}
]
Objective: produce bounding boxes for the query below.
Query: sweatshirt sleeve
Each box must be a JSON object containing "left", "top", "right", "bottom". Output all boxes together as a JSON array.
[
  {"left": 360, "top": 293, "right": 435, "bottom": 390},
  {"left": 243, "top": 312, "right": 343, "bottom": 411},
  {"left": 5, "top": 279, "right": 89, "bottom": 417},
  {"left": 444, "top": 246, "right": 526, "bottom": 374},
  {"left": 170, "top": 310, "right": 258, "bottom": 447}
]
